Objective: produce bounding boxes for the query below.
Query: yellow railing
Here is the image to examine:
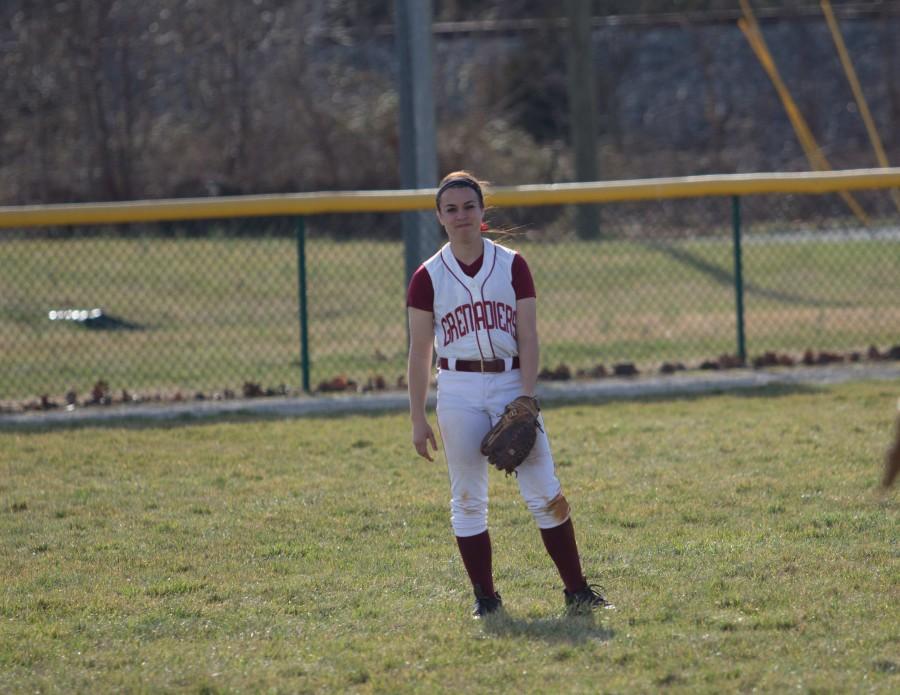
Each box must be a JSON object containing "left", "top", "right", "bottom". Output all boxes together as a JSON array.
[{"left": 2, "top": 168, "right": 900, "bottom": 228}]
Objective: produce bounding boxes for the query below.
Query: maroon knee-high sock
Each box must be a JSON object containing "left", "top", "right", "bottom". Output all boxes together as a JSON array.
[
  {"left": 539, "top": 518, "right": 587, "bottom": 593},
  {"left": 455, "top": 530, "right": 496, "bottom": 597}
]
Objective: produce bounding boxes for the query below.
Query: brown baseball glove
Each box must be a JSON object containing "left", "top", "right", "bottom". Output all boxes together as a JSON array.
[
  {"left": 883, "top": 405, "right": 900, "bottom": 489},
  {"left": 480, "top": 396, "right": 542, "bottom": 475}
]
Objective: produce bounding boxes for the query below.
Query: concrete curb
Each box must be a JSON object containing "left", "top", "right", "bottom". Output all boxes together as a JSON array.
[{"left": 1, "top": 363, "right": 898, "bottom": 428}]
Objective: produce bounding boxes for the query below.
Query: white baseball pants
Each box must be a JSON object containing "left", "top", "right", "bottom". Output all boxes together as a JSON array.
[{"left": 435, "top": 368, "right": 570, "bottom": 537}]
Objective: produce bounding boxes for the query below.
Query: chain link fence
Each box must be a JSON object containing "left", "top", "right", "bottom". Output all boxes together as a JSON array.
[{"left": 1, "top": 188, "right": 898, "bottom": 408}]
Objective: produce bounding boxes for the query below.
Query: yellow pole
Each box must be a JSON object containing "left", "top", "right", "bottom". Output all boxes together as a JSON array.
[
  {"left": 3, "top": 169, "right": 900, "bottom": 229},
  {"left": 820, "top": 0, "right": 900, "bottom": 213},
  {"left": 737, "top": 1, "right": 870, "bottom": 225}
]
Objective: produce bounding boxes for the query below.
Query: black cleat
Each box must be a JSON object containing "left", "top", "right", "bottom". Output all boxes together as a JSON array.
[
  {"left": 472, "top": 585, "right": 503, "bottom": 618},
  {"left": 564, "top": 583, "right": 614, "bottom": 613}
]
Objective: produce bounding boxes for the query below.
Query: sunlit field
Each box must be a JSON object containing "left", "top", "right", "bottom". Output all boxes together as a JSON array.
[{"left": 2, "top": 378, "right": 898, "bottom": 692}]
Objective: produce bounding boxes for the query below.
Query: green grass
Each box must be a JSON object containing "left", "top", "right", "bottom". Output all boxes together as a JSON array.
[
  {"left": 1, "top": 234, "right": 898, "bottom": 400},
  {"left": 1, "top": 379, "right": 898, "bottom": 692}
]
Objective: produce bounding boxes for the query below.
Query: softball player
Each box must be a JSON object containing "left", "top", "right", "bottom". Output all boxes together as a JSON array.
[{"left": 406, "top": 171, "right": 612, "bottom": 617}]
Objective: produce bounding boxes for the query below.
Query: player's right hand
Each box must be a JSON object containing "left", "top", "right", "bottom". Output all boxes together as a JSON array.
[{"left": 412, "top": 418, "right": 438, "bottom": 461}]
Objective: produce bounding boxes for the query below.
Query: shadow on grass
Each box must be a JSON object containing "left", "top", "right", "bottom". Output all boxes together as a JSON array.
[
  {"left": 4, "top": 369, "right": 896, "bottom": 434},
  {"left": 648, "top": 242, "right": 855, "bottom": 308},
  {"left": 0, "top": 403, "right": 409, "bottom": 433},
  {"left": 0, "top": 383, "right": 833, "bottom": 434},
  {"left": 544, "top": 381, "right": 822, "bottom": 410},
  {"left": 480, "top": 610, "right": 615, "bottom": 644}
]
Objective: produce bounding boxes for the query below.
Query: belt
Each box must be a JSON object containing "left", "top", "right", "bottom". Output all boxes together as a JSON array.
[{"left": 438, "top": 357, "right": 520, "bottom": 373}]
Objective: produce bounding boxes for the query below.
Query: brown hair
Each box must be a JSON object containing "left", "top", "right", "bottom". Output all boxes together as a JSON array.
[{"left": 435, "top": 170, "right": 488, "bottom": 210}]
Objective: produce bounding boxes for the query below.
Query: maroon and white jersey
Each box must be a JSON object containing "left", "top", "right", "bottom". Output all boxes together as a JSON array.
[{"left": 422, "top": 238, "right": 520, "bottom": 361}]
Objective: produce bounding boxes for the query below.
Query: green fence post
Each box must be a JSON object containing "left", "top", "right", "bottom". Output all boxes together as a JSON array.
[
  {"left": 296, "top": 217, "right": 311, "bottom": 393},
  {"left": 731, "top": 195, "right": 747, "bottom": 364}
]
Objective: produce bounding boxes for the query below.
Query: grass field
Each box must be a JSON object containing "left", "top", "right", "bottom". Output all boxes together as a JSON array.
[
  {"left": 2, "top": 379, "right": 898, "bottom": 693},
  {"left": 1, "top": 233, "right": 898, "bottom": 401}
]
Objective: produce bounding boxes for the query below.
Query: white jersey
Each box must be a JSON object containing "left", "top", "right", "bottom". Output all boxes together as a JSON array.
[{"left": 423, "top": 237, "right": 519, "bottom": 361}]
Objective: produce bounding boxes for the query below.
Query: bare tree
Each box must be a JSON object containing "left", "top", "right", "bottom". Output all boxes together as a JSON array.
[{"left": 681, "top": 16, "right": 733, "bottom": 171}]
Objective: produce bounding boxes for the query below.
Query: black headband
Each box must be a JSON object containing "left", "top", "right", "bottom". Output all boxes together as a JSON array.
[{"left": 435, "top": 177, "right": 484, "bottom": 208}]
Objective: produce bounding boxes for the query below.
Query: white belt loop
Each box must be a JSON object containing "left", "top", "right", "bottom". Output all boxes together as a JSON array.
[
  {"left": 448, "top": 357, "right": 457, "bottom": 371},
  {"left": 503, "top": 357, "right": 513, "bottom": 371}
]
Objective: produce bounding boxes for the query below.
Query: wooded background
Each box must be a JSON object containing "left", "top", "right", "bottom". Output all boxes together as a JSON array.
[{"left": 2, "top": 1, "right": 898, "bottom": 210}]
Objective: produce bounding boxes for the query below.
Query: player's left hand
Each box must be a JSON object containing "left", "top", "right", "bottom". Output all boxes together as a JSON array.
[
  {"left": 412, "top": 418, "right": 439, "bottom": 462},
  {"left": 480, "top": 395, "right": 541, "bottom": 475}
]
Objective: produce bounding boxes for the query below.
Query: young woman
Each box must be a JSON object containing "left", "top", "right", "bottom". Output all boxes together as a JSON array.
[{"left": 406, "top": 170, "right": 612, "bottom": 617}]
